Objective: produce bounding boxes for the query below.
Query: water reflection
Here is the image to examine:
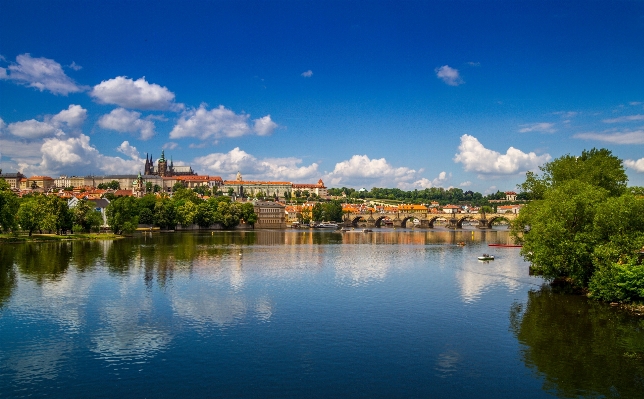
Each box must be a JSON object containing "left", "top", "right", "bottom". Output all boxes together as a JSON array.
[{"left": 511, "top": 288, "right": 644, "bottom": 398}]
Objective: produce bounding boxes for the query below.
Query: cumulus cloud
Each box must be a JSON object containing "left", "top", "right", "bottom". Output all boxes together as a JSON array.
[
  {"left": 301, "top": 70, "right": 313, "bottom": 77},
  {"left": 90, "top": 76, "right": 181, "bottom": 111},
  {"left": 518, "top": 122, "right": 556, "bottom": 133},
  {"left": 170, "top": 104, "right": 277, "bottom": 140},
  {"left": 323, "top": 154, "right": 425, "bottom": 188},
  {"left": 98, "top": 108, "right": 156, "bottom": 140},
  {"left": 116, "top": 141, "right": 140, "bottom": 159},
  {"left": 7, "top": 120, "right": 61, "bottom": 139},
  {"left": 193, "top": 147, "right": 318, "bottom": 180},
  {"left": 50, "top": 104, "right": 87, "bottom": 129},
  {"left": 435, "top": 65, "right": 464, "bottom": 86},
  {"left": 5, "top": 105, "right": 87, "bottom": 139},
  {"left": 573, "top": 129, "right": 644, "bottom": 144},
  {"left": 625, "top": 158, "right": 644, "bottom": 172},
  {"left": 602, "top": 115, "right": 644, "bottom": 123},
  {"left": 0, "top": 53, "right": 85, "bottom": 95},
  {"left": 453, "top": 134, "right": 551, "bottom": 176},
  {"left": 460, "top": 181, "right": 472, "bottom": 187},
  {"left": 253, "top": 115, "right": 278, "bottom": 136},
  {"left": 33, "top": 134, "right": 142, "bottom": 176},
  {"left": 398, "top": 171, "right": 452, "bottom": 190}
]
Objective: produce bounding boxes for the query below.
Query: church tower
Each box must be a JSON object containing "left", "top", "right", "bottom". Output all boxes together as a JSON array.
[
  {"left": 133, "top": 172, "right": 145, "bottom": 198},
  {"left": 158, "top": 151, "right": 168, "bottom": 177}
]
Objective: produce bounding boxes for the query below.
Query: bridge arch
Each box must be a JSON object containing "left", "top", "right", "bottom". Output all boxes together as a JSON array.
[
  {"left": 426, "top": 215, "right": 448, "bottom": 228},
  {"left": 400, "top": 216, "right": 417, "bottom": 228},
  {"left": 456, "top": 215, "right": 478, "bottom": 228},
  {"left": 374, "top": 216, "right": 388, "bottom": 227},
  {"left": 486, "top": 215, "right": 512, "bottom": 228},
  {"left": 350, "top": 215, "right": 368, "bottom": 227}
]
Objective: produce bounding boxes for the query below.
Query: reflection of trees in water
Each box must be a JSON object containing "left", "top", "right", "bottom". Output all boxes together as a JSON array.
[
  {"left": 0, "top": 246, "right": 17, "bottom": 308},
  {"left": 510, "top": 288, "right": 644, "bottom": 398},
  {"left": 15, "top": 243, "right": 73, "bottom": 283}
]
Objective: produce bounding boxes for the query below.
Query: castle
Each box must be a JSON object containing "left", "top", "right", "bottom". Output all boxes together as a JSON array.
[{"left": 144, "top": 151, "right": 195, "bottom": 177}]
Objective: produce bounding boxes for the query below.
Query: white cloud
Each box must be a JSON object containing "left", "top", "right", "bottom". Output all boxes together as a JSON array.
[
  {"left": 625, "top": 158, "right": 644, "bottom": 172},
  {"left": 629, "top": 102, "right": 642, "bottom": 106},
  {"left": 33, "top": 134, "right": 142, "bottom": 176},
  {"left": 90, "top": 76, "right": 181, "bottom": 111},
  {"left": 68, "top": 61, "right": 82, "bottom": 71},
  {"left": 162, "top": 142, "right": 179, "bottom": 150},
  {"left": 460, "top": 181, "right": 472, "bottom": 187},
  {"left": 398, "top": 171, "right": 451, "bottom": 190},
  {"left": 454, "top": 134, "right": 551, "bottom": 176},
  {"left": 301, "top": 70, "right": 313, "bottom": 77},
  {"left": 435, "top": 65, "right": 464, "bottom": 86},
  {"left": 467, "top": 62, "right": 480, "bottom": 67},
  {"left": 98, "top": 108, "right": 156, "bottom": 140},
  {"left": 602, "top": 115, "right": 644, "bottom": 123},
  {"left": 573, "top": 129, "right": 644, "bottom": 144},
  {"left": 553, "top": 111, "right": 578, "bottom": 118},
  {"left": 170, "top": 104, "right": 277, "bottom": 140},
  {"left": 193, "top": 147, "right": 318, "bottom": 180},
  {"left": 116, "top": 141, "right": 140, "bottom": 159},
  {"left": 0, "top": 117, "right": 5, "bottom": 131},
  {"left": 324, "top": 154, "right": 422, "bottom": 188},
  {"left": 6, "top": 105, "right": 87, "bottom": 139},
  {"left": 0, "top": 53, "right": 84, "bottom": 95},
  {"left": 8, "top": 119, "right": 61, "bottom": 139},
  {"left": 518, "top": 122, "right": 556, "bottom": 133},
  {"left": 50, "top": 104, "right": 87, "bottom": 129},
  {"left": 253, "top": 115, "right": 278, "bottom": 136}
]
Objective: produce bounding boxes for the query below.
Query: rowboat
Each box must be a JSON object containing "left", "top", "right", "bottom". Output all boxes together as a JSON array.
[{"left": 478, "top": 254, "right": 495, "bottom": 261}]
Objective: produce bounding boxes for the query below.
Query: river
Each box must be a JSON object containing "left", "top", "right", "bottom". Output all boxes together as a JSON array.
[{"left": 1, "top": 230, "right": 642, "bottom": 398}]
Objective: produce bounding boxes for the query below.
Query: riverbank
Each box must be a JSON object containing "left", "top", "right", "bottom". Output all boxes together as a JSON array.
[{"left": 0, "top": 233, "right": 123, "bottom": 243}]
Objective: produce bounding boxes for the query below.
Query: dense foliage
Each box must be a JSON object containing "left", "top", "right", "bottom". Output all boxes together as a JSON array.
[
  {"left": 326, "top": 186, "right": 513, "bottom": 205},
  {"left": 106, "top": 189, "right": 258, "bottom": 233},
  {"left": 512, "top": 148, "right": 644, "bottom": 302}
]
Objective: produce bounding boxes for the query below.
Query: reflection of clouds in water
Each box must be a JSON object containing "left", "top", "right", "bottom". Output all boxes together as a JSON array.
[
  {"left": 2, "top": 341, "right": 74, "bottom": 382},
  {"left": 91, "top": 280, "right": 172, "bottom": 362},
  {"left": 255, "top": 297, "right": 273, "bottom": 322},
  {"left": 333, "top": 246, "right": 422, "bottom": 286},
  {"left": 456, "top": 255, "right": 527, "bottom": 303},
  {"left": 171, "top": 288, "right": 247, "bottom": 328},
  {"left": 11, "top": 269, "right": 93, "bottom": 334},
  {"left": 435, "top": 349, "right": 461, "bottom": 378}
]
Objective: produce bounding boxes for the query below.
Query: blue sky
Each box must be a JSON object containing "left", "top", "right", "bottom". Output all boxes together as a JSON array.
[{"left": 1, "top": 1, "right": 644, "bottom": 193}]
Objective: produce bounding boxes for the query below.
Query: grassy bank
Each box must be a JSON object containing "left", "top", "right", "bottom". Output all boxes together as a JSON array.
[{"left": 0, "top": 233, "right": 123, "bottom": 243}]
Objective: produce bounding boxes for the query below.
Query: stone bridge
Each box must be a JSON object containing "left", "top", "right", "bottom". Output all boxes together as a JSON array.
[{"left": 343, "top": 212, "right": 517, "bottom": 229}]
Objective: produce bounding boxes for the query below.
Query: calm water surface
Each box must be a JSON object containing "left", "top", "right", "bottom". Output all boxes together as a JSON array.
[{"left": 1, "top": 230, "right": 643, "bottom": 398}]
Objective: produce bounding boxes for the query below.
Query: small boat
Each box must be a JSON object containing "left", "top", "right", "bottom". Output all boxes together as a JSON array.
[
  {"left": 478, "top": 254, "right": 495, "bottom": 261},
  {"left": 457, "top": 241, "right": 466, "bottom": 246},
  {"left": 318, "top": 222, "right": 339, "bottom": 229},
  {"left": 340, "top": 227, "right": 351, "bottom": 232},
  {"left": 362, "top": 228, "right": 373, "bottom": 233}
]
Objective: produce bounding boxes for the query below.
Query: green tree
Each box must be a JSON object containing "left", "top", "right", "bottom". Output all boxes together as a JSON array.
[
  {"left": 0, "top": 180, "right": 19, "bottom": 232},
  {"left": 519, "top": 148, "right": 627, "bottom": 199},
  {"left": 195, "top": 202, "right": 215, "bottom": 227},
  {"left": 106, "top": 196, "right": 139, "bottom": 234},
  {"left": 17, "top": 198, "right": 41, "bottom": 236},
  {"left": 38, "top": 195, "right": 73, "bottom": 234},
  {"left": 513, "top": 180, "right": 607, "bottom": 286},
  {"left": 322, "top": 200, "right": 344, "bottom": 222},
  {"left": 311, "top": 203, "right": 324, "bottom": 222},
  {"left": 176, "top": 201, "right": 198, "bottom": 227},
  {"left": 73, "top": 199, "right": 102, "bottom": 233},
  {"left": 145, "top": 181, "right": 153, "bottom": 193},
  {"left": 154, "top": 198, "right": 176, "bottom": 229},
  {"left": 238, "top": 202, "right": 257, "bottom": 225}
]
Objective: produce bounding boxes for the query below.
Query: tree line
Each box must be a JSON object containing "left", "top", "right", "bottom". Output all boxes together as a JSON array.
[
  {"left": 0, "top": 184, "right": 258, "bottom": 235},
  {"left": 511, "top": 148, "right": 644, "bottom": 303},
  {"left": 327, "top": 186, "right": 520, "bottom": 205}
]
